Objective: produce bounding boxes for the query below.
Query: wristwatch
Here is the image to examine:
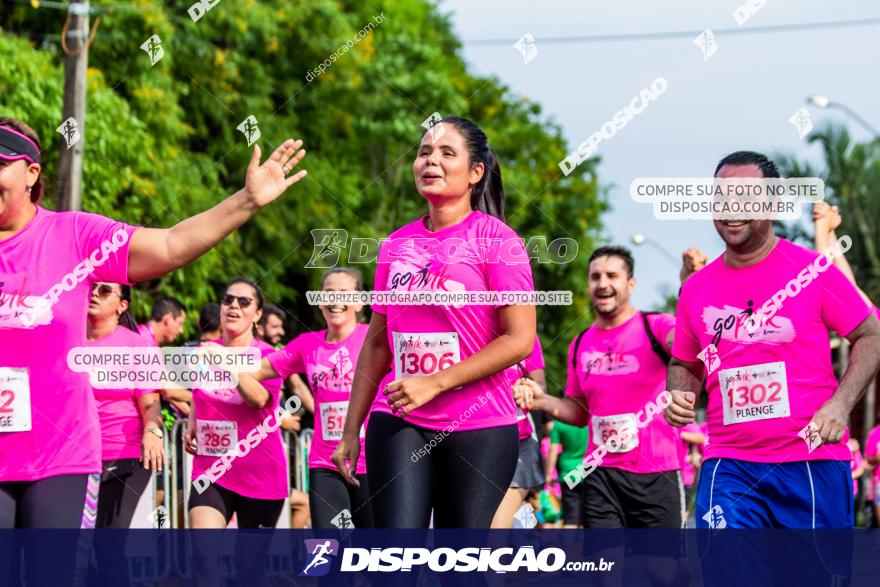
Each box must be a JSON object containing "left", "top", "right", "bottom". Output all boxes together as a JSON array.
[{"left": 146, "top": 427, "right": 164, "bottom": 439}]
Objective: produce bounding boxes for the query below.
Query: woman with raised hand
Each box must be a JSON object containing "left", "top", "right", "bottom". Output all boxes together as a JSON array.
[
  {"left": 0, "top": 115, "right": 306, "bottom": 530},
  {"left": 332, "top": 116, "right": 536, "bottom": 528}
]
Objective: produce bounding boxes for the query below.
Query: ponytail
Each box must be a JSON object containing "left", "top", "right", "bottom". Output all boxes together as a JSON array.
[{"left": 471, "top": 148, "right": 504, "bottom": 221}]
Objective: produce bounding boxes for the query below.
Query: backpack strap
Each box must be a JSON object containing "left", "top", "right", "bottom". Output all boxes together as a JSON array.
[
  {"left": 570, "top": 328, "right": 589, "bottom": 372},
  {"left": 641, "top": 311, "right": 671, "bottom": 365}
]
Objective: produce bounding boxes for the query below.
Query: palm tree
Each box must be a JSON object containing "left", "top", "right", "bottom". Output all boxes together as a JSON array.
[{"left": 775, "top": 123, "right": 880, "bottom": 302}]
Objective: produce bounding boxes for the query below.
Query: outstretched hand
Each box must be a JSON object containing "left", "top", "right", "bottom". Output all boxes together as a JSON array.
[{"left": 244, "top": 139, "right": 307, "bottom": 209}]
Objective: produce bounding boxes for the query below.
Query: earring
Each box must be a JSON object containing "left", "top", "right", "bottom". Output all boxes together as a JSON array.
[{"left": 26, "top": 185, "right": 32, "bottom": 193}]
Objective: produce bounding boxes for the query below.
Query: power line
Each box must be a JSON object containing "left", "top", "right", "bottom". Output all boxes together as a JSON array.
[
  {"left": 9, "top": 0, "right": 160, "bottom": 13},
  {"left": 464, "top": 16, "right": 880, "bottom": 46}
]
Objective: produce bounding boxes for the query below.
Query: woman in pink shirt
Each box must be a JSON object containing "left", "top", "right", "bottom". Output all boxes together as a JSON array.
[
  {"left": 185, "top": 277, "right": 287, "bottom": 528},
  {"left": 0, "top": 115, "right": 306, "bottom": 534},
  {"left": 332, "top": 116, "right": 536, "bottom": 528},
  {"left": 87, "top": 282, "right": 164, "bottom": 529},
  {"left": 239, "top": 268, "right": 373, "bottom": 528}
]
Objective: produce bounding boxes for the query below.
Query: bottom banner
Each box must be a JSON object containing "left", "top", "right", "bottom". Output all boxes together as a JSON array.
[{"left": 0, "top": 529, "right": 877, "bottom": 586}]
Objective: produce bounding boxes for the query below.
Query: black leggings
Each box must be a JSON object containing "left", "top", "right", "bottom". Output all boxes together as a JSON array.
[
  {"left": 0, "top": 474, "right": 89, "bottom": 528},
  {"left": 96, "top": 459, "right": 152, "bottom": 529},
  {"left": 0, "top": 475, "right": 90, "bottom": 586},
  {"left": 309, "top": 468, "right": 373, "bottom": 529},
  {"left": 365, "top": 412, "right": 518, "bottom": 528}
]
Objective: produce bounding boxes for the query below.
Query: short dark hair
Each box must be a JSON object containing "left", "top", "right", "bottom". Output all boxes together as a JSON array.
[
  {"left": 197, "top": 303, "right": 221, "bottom": 334},
  {"left": 714, "top": 151, "right": 780, "bottom": 179},
  {"left": 588, "top": 245, "right": 635, "bottom": 278},
  {"left": 259, "top": 303, "right": 285, "bottom": 327},
  {"left": 150, "top": 295, "right": 186, "bottom": 321}
]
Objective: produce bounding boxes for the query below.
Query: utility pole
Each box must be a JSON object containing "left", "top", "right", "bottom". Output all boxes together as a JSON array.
[{"left": 56, "top": 0, "right": 90, "bottom": 211}]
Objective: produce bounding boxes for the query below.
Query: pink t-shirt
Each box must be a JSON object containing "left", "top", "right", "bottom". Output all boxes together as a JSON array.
[
  {"left": 0, "top": 206, "right": 138, "bottom": 481},
  {"left": 673, "top": 239, "right": 870, "bottom": 463},
  {"left": 191, "top": 338, "right": 287, "bottom": 500},
  {"left": 850, "top": 445, "right": 864, "bottom": 495},
  {"left": 510, "top": 336, "right": 545, "bottom": 440},
  {"left": 370, "top": 211, "right": 534, "bottom": 432},
  {"left": 137, "top": 323, "right": 158, "bottom": 346},
  {"left": 678, "top": 422, "right": 702, "bottom": 486},
  {"left": 565, "top": 311, "right": 680, "bottom": 474},
  {"left": 865, "top": 426, "right": 880, "bottom": 500},
  {"left": 88, "top": 325, "right": 158, "bottom": 461},
  {"left": 268, "top": 323, "right": 369, "bottom": 474}
]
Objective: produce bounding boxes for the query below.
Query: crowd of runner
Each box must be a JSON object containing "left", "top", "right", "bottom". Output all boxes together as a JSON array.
[{"left": 2, "top": 114, "right": 880, "bottom": 548}]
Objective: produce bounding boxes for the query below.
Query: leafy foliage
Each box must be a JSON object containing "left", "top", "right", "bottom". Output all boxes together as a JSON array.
[{"left": 775, "top": 123, "right": 880, "bottom": 302}]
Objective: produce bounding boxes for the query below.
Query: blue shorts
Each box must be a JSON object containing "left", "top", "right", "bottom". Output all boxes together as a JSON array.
[{"left": 695, "top": 458, "right": 853, "bottom": 528}]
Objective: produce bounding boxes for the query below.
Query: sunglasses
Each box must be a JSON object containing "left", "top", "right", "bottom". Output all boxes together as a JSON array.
[
  {"left": 92, "top": 284, "right": 121, "bottom": 299},
  {"left": 221, "top": 294, "right": 254, "bottom": 309}
]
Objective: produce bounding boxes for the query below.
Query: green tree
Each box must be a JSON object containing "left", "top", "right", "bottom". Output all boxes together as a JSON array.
[{"left": 775, "top": 123, "right": 880, "bottom": 301}]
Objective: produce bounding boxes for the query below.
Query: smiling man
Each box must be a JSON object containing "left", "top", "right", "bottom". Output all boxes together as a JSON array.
[
  {"left": 665, "top": 151, "right": 880, "bottom": 529},
  {"left": 518, "top": 245, "right": 682, "bottom": 531}
]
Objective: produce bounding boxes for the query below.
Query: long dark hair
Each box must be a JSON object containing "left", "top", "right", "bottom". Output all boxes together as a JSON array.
[
  {"left": 422, "top": 116, "right": 505, "bottom": 221},
  {"left": 117, "top": 285, "right": 139, "bottom": 333}
]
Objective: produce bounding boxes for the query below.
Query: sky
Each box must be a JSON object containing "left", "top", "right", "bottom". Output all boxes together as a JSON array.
[{"left": 438, "top": 0, "right": 880, "bottom": 308}]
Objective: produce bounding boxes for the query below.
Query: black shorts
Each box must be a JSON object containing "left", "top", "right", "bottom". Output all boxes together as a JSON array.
[
  {"left": 188, "top": 482, "right": 284, "bottom": 528},
  {"left": 560, "top": 481, "right": 583, "bottom": 526},
  {"left": 510, "top": 436, "right": 544, "bottom": 490},
  {"left": 583, "top": 467, "right": 684, "bottom": 529}
]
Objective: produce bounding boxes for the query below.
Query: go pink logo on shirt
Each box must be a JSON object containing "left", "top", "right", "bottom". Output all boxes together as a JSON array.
[
  {"left": 311, "top": 347, "right": 355, "bottom": 391},
  {"left": 579, "top": 350, "right": 640, "bottom": 375},
  {"left": 388, "top": 260, "right": 465, "bottom": 294},
  {"left": 702, "top": 304, "right": 795, "bottom": 346}
]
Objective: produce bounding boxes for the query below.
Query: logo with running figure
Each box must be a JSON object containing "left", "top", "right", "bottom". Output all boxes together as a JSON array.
[
  {"left": 140, "top": 34, "right": 165, "bottom": 66},
  {"left": 328, "top": 347, "right": 353, "bottom": 379},
  {"left": 306, "top": 229, "right": 348, "bottom": 269},
  {"left": 237, "top": 115, "right": 261, "bottom": 147},
  {"left": 57, "top": 117, "right": 81, "bottom": 149},
  {"left": 693, "top": 29, "right": 718, "bottom": 61},
  {"left": 697, "top": 343, "right": 721, "bottom": 375},
  {"left": 300, "top": 539, "right": 339, "bottom": 577},
  {"left": 702, "top": 505, "right": 727, "bottom": 529}
]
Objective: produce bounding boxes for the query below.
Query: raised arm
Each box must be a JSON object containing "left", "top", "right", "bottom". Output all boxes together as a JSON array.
[{"left": 128, "top": 141, "right": 306, "bottom": 282}]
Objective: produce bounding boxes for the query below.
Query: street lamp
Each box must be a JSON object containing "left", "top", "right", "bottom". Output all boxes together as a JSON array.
[
  {"left": 806, "top": 95, "right": 879, "bottom": 136},
  {"left": 630, "top": 234, "right": 678, "bottom": 267}
]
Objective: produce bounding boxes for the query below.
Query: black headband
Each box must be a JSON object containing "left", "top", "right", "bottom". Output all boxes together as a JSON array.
[{"left": 0, "top": 125, "right": 41, "bottom": 165}]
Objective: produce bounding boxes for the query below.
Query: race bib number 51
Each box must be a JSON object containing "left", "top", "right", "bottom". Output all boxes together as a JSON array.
[
  {"left": 720, "top": 361, "right": 790, "bottom": 425},
  {"left": 0, "top": 367, "right": 31, "bottom": 432},
  {"left": 392, "top": 332, "right": 461, "bottom": 381},
  {"left": 196, "top": 420, "right": 237, "bottom": 456}
]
